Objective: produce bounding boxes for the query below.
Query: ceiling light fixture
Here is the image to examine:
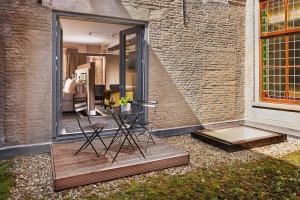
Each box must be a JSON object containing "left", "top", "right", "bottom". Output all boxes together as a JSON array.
[{"left": 88, "top": 32, "right": 116, "bottom": 37}]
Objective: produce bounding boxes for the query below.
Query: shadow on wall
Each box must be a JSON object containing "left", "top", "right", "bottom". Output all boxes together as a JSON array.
[{"left": 148, "top": 47, "right": 201, "bottom": 129}]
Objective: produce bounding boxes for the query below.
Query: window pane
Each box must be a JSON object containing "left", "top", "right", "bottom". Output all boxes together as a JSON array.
[
  {"left": 288, "top": 0, "right": 300, "bottom": 29},
  {"left": 262, "top": 35, "right": 286, "bottom": 99},
  {"left": 261, "top": 0, "right": 285, "bottom": 33},
  {"left": 288, "top": 33, "right": 300, "bottom": 100}
]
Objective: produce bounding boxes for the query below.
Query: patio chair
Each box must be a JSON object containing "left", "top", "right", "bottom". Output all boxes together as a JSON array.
[
  {"left": 129, "top": 100, "right": 158, "bottom": 150},
  {"left": 74, "top": 105, "right": 108, "bottom": 157}
]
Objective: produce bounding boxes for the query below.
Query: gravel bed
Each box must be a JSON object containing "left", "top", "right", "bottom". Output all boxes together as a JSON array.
[{"left": 8, "top": 135, "right": 300, "bottom": 200}]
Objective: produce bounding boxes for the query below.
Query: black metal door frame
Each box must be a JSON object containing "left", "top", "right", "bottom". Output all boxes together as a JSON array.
[
  {"left": 52, "top": 11, "right": 148, "bottom": 139},
  {"left": 119, "top": 26, "right": 144, "bottom": 100}
]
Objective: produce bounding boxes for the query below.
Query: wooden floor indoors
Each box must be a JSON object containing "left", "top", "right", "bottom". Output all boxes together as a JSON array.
[{"left": 51, "top": 135, "right": 190, "bottom": 191}]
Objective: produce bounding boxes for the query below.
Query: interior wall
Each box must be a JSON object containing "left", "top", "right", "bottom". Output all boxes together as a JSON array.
[
  {"left": 64, "top": 43, "right": 87, "bottom": 53},
  {"left": 126, "top": 70, "right": 135, "bottom": 89},
  {"left": 105, "top": 54, "right": 119, "bottom": 89},
  {"left": 87, "top": 45, "right": 106, "bottom": 54},
  {"left": 62, "top": 48, "right": 67, "bottom": 81},
  {"left": 63, "top": 42, "right": 106, "bottom": 82},
  {"left": 93, "top": 57, "right": 105, "bottom": 85}
]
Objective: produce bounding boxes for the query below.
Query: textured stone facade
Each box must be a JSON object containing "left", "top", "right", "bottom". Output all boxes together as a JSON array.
[
  {"left": 0, "top": 0, "right": 246, "bottom": 146},
  {"left": 0, "top": 0, "right": 52, "bottom": 146}
]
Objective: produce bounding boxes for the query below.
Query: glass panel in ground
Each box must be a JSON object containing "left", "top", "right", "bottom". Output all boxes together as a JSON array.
[
  {"left": 262, "top": 35, "right": 286, "bottom": 99},
  {"left": 288, "top": 33, "right": 300, "bottom": 100},
  {"left": 288, "top": 0, "right": 300, "bottom": 29},
  {"left": 261, "top": 0, "right": 285, "bottom": 33}
]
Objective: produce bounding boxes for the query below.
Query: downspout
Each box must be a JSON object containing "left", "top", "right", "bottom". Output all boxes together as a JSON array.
[{"left": 182, "top": 0, "right": 187, "bottom": 27}]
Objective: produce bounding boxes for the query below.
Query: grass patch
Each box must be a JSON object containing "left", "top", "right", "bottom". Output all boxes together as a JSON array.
[
  {"left": 97, "top": 151, "right": 300, "bottom": 200},
  {"left": 0, "top": 160, "right": 14, "bottom": 200}
]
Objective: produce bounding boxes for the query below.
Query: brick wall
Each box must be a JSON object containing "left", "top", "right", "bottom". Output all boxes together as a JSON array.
[
  {"left": 0, "top": 0, "right": 245, "bottom": 146},
  {"left": 0, "top": 17, "right": 4, "bottom": 146},
  {"left": 121, "top": 0, "right": 246, "bottom": 127},
  {"left": 0, "top": 0, "right": 52, "bottom": 146}
]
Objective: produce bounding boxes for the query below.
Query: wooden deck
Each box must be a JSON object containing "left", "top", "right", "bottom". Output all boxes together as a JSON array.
[{"left": 51, "top": 136, "right": 189, "bottom": 191}]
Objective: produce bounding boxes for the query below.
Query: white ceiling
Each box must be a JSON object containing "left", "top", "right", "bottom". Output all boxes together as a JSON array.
[{"left": 60, "top": 18, "right": 133, "bottom": 45}]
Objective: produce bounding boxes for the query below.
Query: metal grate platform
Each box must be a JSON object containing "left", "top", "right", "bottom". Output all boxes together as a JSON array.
[
  {"left": 191, "top": 126, "right": 287, "bottom": 152},
  {"left": 51, "top": 136, "right": 189, "bottom": 191}
]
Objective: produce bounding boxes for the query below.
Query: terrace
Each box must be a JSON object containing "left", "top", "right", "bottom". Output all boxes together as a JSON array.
[
  {"left": 1, "top": 0, "right": 300, "bottom": 199},
  {"left": 2, "top": 134, "right": 300, "bottom": 199}
]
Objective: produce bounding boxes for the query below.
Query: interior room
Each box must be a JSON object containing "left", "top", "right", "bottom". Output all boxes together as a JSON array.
[{"left": 60, "top": 17, "right": 137, "bottom": 135}]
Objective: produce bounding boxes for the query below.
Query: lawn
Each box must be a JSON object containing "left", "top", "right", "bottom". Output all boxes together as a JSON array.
[
  {"left": 0, "top": 160, "right": 14, "bottom": 200},
  {"left": 92, "top": 151, "right": 300, "bottom": 200},
  {"left": 1, "top": 151, "right": 299, "bottom": 200}
]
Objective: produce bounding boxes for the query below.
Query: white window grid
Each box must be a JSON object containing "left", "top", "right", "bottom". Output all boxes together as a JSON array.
[
  {"left": 263, "top": 36, "right": 287, "bottom": 99},
  {"left": 287, "top": 34, "right": 300, "bottom": 100}
]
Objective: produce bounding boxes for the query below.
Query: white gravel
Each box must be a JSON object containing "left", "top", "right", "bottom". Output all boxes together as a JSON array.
[{"left": 8, "top": 135, "right": 300, "bottom": 200}]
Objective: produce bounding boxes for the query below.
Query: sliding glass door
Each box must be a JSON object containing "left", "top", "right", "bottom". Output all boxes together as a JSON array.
[{"left": 119, "top": 26, "right": 144, "bottom": 101}]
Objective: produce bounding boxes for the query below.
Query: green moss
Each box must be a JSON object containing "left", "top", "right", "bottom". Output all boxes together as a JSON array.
[
  {"left": 0, "top": 161, "right": 14, "bottom": 200},
  {"left": 99, "top": 151, "right": 300, "bottom": 200},
  {"left": 281, "top": 151, "right": 300, "bottom": 167}
]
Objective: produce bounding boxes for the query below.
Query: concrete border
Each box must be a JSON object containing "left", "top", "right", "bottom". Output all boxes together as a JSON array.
[
  {"left": 0, "top": 119, "right": 243, "bottom": 160},
  {"left": 0, "top": 143, "right": 51, "bottom": 160},
  {"left": 2, "top": 119, "right": 299, "bottom": 160}
]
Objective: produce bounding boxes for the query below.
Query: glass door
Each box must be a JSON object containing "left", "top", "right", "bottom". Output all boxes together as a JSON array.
[{"left": 119, "top": 26, "right": 143, "bottom": 101}]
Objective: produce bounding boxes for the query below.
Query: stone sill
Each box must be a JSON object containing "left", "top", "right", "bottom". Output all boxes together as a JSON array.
[{"left": 252, "top": 102, "right": 300, "bottom": 113}]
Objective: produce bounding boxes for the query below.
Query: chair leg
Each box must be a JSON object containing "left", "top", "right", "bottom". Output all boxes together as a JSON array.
[
  {"left": 105, "top": 127, "right": 120, "bottom": 154},
  {"left": 75, "top": 132, "right": 95, "bottom": 155},
  {"left": 82, "top": 131, "right": 98, "bottom": 150},
  {"left": 74, "top": 131, "right": 100, "bottom": 157},
  {"left": 96, "top": 128, "right": 109, "bottom": 150}
]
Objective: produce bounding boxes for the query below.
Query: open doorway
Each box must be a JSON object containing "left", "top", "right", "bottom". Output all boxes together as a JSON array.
[{"left": 54, "top": 15, "right": 147, "bottom": 136}]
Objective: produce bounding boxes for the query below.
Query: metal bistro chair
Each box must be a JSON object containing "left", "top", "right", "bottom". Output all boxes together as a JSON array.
[
  {"left": 74, "top": 104, "right": 108, "bottom": 157},
  {"left": 130, "top": 100, "right": 158, "bottom": 150}
]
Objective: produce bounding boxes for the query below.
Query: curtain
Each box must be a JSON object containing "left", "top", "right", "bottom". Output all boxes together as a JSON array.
[{"left": 66, "top": 48, "right": 78, "bottom": 79}]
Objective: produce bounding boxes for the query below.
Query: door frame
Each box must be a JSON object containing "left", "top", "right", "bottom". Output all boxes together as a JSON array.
[
  {"left": 119, "top": 26, "right": 143, "bottom": 100},
  {"left": 52, "top": 11, "right": 149, "bottom": 139}
]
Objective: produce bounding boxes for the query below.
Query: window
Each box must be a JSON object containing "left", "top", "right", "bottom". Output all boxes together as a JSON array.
[{"left": 260, "top": 0, "right": 300, "bottom": 104}]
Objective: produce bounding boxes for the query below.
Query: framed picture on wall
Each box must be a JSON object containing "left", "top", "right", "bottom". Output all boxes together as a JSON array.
[{"left": 80, "top": 73, "right": 87, "bottom": 81}]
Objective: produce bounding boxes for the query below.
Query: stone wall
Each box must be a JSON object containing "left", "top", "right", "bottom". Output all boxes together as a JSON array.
[
  {"left": 0, "top": 15, "right": 4, "bottom": 146},
  {"left": 0, "top": 0, "right": 245, "bottom": 146},
  {"left": 0, "top": 0, "right": 52, "bottom": 146},
  {"left": 145, "top": 0, "right": 245, "bottom": 127}
]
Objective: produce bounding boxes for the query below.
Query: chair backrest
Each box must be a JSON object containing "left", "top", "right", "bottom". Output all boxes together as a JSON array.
[
  {"left": 132, "top": 100, "right": 158, "bottom": 124},
  {"left": 75, "top": 112, "right": 84, "bottom": 132},
  {"left": 95, "top": 85, "right": 105, "bottom": 96},
  {"left": 109, "top": 84, "right": 119, "bottom": 92},
  {"left": 74, "top": 102, "right": 88, "bottom": 131}
]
